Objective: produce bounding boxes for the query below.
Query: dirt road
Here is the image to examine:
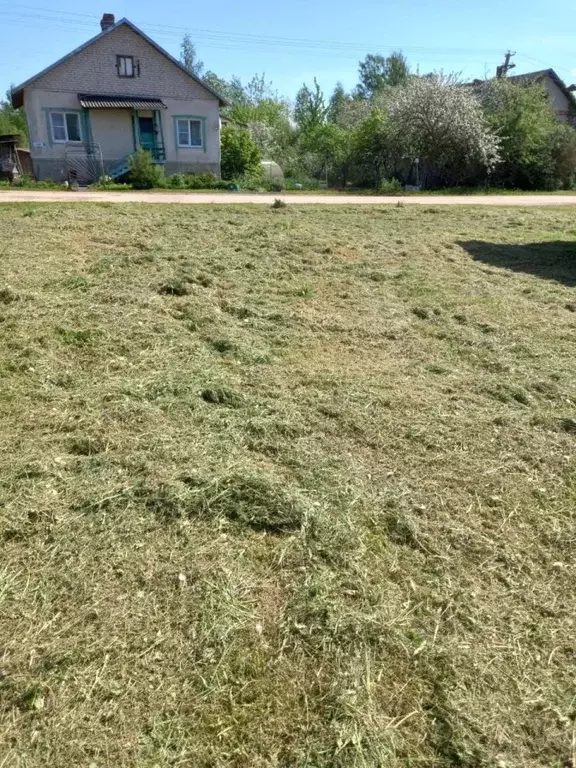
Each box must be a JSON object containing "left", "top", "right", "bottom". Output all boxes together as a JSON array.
[{"left": 2, "top": 190, "right": 576, "bottom": 205}]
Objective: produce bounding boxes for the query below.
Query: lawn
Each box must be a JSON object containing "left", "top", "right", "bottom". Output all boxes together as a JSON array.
[{"left": 0, "top": 203, "right": 575, "bottom": 767}]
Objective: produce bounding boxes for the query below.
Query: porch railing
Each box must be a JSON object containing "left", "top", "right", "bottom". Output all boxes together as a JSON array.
[{"left": 144, "top": 144, "right": 166, "bottom": 163}]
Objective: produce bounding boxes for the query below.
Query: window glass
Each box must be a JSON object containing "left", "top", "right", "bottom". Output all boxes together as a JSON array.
[
  {"left": 50, "top": 112, "right": 66, "bottom": 142},
  {"left": 118, "top": 56, "right": 134, "bottom": 77},
  {"left": 177, "top": 119, "right": 190, "bottom": 146},
  {"left": 189, "top": 120, "right": 202, "bottom": 146},
  {"left": 177, "top": 119, "right": 202, "bottom": 147},
  {"left": 50, "top": 112, "right": 82, "bottom": 142},
  {"left": 66, "top": 113, "right": 81, "bottom": 142}
]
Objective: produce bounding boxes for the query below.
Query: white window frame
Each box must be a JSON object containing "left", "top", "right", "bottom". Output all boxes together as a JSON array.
[
  {"left": 49, "top": 111, "right": 83, "bottom": 144},
  {"left": 176, "top": 118, "right": 203, "bottom": 148},
  {"left": 117, "top": 55, "right": 135, "bottom": 78}
]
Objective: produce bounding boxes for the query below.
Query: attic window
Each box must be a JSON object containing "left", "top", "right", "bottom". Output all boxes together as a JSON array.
[{"left": 117, "top": 55, "right": 135, "bottom": 78}]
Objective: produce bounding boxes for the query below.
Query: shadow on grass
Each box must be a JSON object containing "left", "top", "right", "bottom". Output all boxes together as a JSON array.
[{"left": 458, "top": 240, "right": 576, "bottom": 287}]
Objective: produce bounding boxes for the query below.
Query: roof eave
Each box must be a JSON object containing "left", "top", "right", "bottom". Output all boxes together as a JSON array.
[
  {"left": 10, "top": 17, "right": 229, "bottom": 109},
  {"left": 11, "top": 89, "right": 23, "bottom": 109}
]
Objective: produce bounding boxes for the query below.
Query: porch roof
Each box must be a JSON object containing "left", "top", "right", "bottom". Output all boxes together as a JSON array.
[{"left": 78, "top": 94, "right": 167, "bottom": 109}]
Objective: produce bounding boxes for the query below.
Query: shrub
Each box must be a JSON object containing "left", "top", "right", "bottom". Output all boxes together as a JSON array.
[
  {"left": 548, "top": 122, "right": 576, "bottom": 190},
  {"left": 127, "top": 148, "right": 165, "bottom": 189},
  {"left": 182, "top": 173, "right": 228, "bottom": 190},
  {"left": 221, "top": 126, "right": 262, "bottom": 180},
  {"left": 168, "top": 173, "right": 186, "bottom": 188},
  {"left": 12, "top": 175, "right": 64, "bottom": 190},
  {"left": 91, "top": 176, "right": 132, "bottom": 191},
  {"left": 379, "top": 178, "right": 403, "bottom": 194}
]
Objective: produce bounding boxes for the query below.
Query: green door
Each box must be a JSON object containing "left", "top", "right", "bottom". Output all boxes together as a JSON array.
[{"left": 138, "top": 117, "right": 155, "bottom": 153}]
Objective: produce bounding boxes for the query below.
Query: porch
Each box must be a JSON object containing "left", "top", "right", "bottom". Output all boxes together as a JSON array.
[{"left": 78, "top": 93, "right": 167, "bottom": 180}]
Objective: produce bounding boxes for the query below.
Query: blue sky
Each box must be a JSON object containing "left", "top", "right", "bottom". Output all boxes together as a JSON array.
[{"left": 2, "top": 0, "right": 576, "bottom": 102}]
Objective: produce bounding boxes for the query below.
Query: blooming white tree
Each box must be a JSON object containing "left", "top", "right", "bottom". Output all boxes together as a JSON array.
[{"left": 387, "top": 74, "right": 500, "bottom": 186}]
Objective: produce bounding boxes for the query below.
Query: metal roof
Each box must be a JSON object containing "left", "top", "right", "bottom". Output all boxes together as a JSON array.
[
  {"left": 11, "top": 18, "right": 228, "bottom": 108},
  {"left": 78, "top": 94, "right": 167, "bottom": 109}
]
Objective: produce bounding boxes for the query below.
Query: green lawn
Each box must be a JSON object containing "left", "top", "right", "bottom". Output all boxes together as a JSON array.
[{"left": 1, "top": 203, "right": 575, "bottom": 767}]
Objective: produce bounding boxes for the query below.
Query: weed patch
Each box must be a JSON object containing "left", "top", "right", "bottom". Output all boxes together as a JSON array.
[
  {"left": 157, "top": 279, "right": 189, "bottom": 296},
  {"left": 201, "top": 387, "right": 243, "bottom": 406}
]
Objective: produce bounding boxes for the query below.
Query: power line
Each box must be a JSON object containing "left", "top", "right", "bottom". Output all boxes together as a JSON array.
[
  {"left": 0, "top": 6, "right": 506, "bottom": 58},
  {"left": 1, "top": 5, "right": 566, "bottom": 80}
]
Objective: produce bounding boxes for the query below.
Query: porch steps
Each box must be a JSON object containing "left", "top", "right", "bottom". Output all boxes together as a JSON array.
[{"left": 108, "top": 155, "right": 131, "bottom": 180}]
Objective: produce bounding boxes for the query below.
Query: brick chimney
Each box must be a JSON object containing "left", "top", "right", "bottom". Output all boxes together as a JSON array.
[{"left": 100, "top": 13, "right": 115, "bottom": 31}]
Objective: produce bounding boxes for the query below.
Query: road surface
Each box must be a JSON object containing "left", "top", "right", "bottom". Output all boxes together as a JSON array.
[{"left": 2, "top": 191, "right": 576, "bottom": 206}]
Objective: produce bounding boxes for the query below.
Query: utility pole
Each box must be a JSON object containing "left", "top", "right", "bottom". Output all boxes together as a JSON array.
[{"left": 496, "top": 51, "right": 516, "bottom": 79}]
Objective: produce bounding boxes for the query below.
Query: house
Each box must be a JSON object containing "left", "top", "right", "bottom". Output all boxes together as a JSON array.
[
  {"left": 505, "top": 69, "right": 576, "bottom": 123},
  {"left": 10, "top": 13, "right": 227, "bottom": 183}
]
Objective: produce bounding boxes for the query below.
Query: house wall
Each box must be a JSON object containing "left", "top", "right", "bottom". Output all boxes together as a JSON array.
[
  {"left": 23, "top": 23, "right": 221, "bottom": 180},
  {"left": 542, "top": 77, "right": 572, "bottom": 121},
  {"left": 90, "top": 109, "right": 134, "bottom": 162}
]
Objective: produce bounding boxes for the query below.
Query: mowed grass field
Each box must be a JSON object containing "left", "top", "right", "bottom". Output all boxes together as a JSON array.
[{"left": 0, "top": 203, "right": 575, "bottom": 767}]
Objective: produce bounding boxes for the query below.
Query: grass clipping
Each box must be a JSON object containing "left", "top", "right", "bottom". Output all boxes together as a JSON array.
[{"left": 0, "top": 202, "right": 575, "bottom": 767}]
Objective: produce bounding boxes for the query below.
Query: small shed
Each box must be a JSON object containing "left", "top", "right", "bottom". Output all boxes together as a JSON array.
[{"left": 0, "top": 134, "right": 24, "bottom": 181}]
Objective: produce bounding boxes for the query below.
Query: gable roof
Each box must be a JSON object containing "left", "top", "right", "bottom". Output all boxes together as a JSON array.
[
  {"left": 506, "top": 68, "right": 575, "bottom": 105},
  {"left": 11, "top": 17, "right": 227, "bottom": 108}
]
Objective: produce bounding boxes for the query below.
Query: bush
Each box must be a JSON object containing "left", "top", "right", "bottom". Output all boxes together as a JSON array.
[
  {"left": 127, "top": 148, "right": 165, "bottom": 189},
  {"left": 182, "top": 173, "right": 228, "bottom": 190},
  {"left": 91, "top": 176, "right": 132, "bottom": 191},
  {"left": 379, "top": 178, "right": 403, "bottom": 194},
  {"left": 11, "top": 175, "right": 64, "bottom": 190},
  {"left": 547, "top": 122, "right": 576, "bottom": 189},
  {"left": 168, "top": 173, "right": 186, "bottom": 188},
  {"left": 221, "top": 126, "right": 262, "bottom": 180}
]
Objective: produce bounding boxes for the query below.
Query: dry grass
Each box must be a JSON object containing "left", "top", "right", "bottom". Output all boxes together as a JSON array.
[{"left": 0, "top": 202, "right": 575, "bottom": 767}]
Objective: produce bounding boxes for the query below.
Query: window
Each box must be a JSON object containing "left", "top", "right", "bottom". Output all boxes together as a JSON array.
[
  {"left": 117, "top": 55, "right": 135, "bottom": 77},
  {"left": 49, "top": 112, "right": 82, "bottom": 143},
  {"left": 176, "top": 118, "right": 202, "bottom": 147}
]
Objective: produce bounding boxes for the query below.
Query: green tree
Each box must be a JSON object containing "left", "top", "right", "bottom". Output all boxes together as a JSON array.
[
  {"left": 479, "top": 78, "right": 576, "bottom": 189},
  {"left": 298, "top": 122, "right": 353, "bottom": 185},
  {"left": 203, "top": 72, "right": 245, "bottom": 106},
  {"left": 180, "top": 34, "right": 204, "bottom": 77},
  {"left": 0, "top": 88, "right": 28, "bottom": 143},
  {"left": 228, "top": 74, "right": 289, "bottom": 127},
  {"left": 357, "top": 52, "right": 409, "bottom": 99},
  {"left": 294, "top": 78, "right": 327, "bottom": 131},
  {"left": 350, "top": 109, "right": 393, "bottom": 186},
  {"left": 327, "top": 82, "right": 348, "bottom": 124},
  {"left": 386, "top": 52, "right": 410, "bottom": 87},
  {"left": 220, "top": 125, "right": 261, "bottom": 179}
]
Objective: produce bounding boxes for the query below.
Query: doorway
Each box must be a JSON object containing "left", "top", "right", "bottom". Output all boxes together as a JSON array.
[{"left": 138, "top": 117, "right": 156, "bottom": 153}]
